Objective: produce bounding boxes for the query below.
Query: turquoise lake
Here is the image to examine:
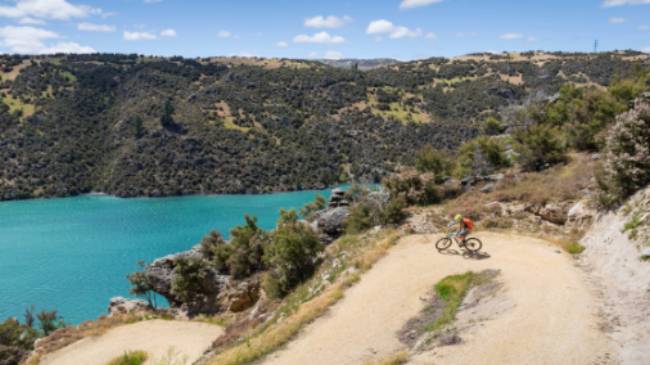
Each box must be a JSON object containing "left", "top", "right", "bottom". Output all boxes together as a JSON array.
[{"left": 0, "top": 189, "right": 335, "bottom": 324}]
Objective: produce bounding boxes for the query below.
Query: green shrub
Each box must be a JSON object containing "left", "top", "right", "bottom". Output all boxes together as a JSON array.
[
  {"left": 0, "top": 318, "right": 38, "bottom": 365},
  {"left": 36, "top": 310, "right": 65, "bottom": 336},
  {"left": 226, "top": 215, "right": 268, "bottom": 279},
  {"left": 107, "top": 350, "right": 148, "bottom": 365},
  {"left": 454, "top": 136, "right": 511, "bottom": 178},
  {"left": 300, "top": 194, "right": 327, "bottom": 221},
  {"left": 345, "top": 202, "right": 377, "bottom": 234},
  {"left": 599, "top": 98, "right": 650, "bottom": 204},
  {"left": 170, "top": 256, "right": 214, "bottom": 305},
  {"left": 415, "top": 146, "right": 453, "bottom": 180},
  {"left": 263, "top": 210, "right": 323, "bottom": 297},
  {"left": 514, "top": 124, "right": 568, "bottom": 171},
  {"left": 381, "top": 197, "right": 408, "bottom": 226},
  {"left": 483, "top": 117, "right": 507, "bottom": 135},
  {"left": 127, "top": 261, "right": 157, "bottom": 308}
]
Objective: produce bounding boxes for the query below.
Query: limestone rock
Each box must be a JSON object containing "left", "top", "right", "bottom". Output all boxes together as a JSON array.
[{"left": 107, "top": 296, "right": 151, "bottom": 316}]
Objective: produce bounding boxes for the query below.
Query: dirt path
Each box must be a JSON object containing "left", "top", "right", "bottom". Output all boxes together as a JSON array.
[
  {"left": 262, "top": 232, "right": 609, "bottom": 365},
  {"left": 39, "top": 320, "right": 223, "bottom": 365}
]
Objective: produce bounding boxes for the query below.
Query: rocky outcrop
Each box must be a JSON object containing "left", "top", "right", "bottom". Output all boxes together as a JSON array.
[
  {"left": 218, "top": 276, "right": 261, "bottom": 313},
  {"left": 107, "top": 297, "right": 151, "bottom": 316},
  {"left": 313, "top": 207, "right": 350, "bottom": 243}
]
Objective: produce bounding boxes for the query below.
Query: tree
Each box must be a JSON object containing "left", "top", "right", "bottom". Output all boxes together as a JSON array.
[
  {"left": 160, "top": 98, "right": 176, "bottom": 130},
  {"left": 300, "top": 194, "right": 327, "bottom": 221},
  {"left": 415, "top": 145, "right": 452, "bottom": 180},
  {"left": 264, "top": 210, "right": 323, "bottom": 297},
  {"left": 127, "top": 261, "right": 157, "bottom": 308},
  {"left": 513, "top": 125, "right": 567, "bottom": 171},
  {"left": 36, "top": 310, "right": 64, "bottom": 336},
  {"left": 131, "top": 115, "right": 144, "bottom": 138}
]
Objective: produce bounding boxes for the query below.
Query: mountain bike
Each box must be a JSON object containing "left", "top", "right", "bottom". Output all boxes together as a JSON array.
[{"left": 435, "top": 231, "right": 483, "bottom": 253}]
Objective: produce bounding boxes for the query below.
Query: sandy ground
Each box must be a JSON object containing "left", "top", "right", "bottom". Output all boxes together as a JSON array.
[
  {"left": 262, "top": 232, "right": 609, "bottom": 365},
  {"left": 579, "top": 211, "right": 650, "bottom": 364},
  {"left": 38, "top": 320, "right": 223, "bottom": 365}
]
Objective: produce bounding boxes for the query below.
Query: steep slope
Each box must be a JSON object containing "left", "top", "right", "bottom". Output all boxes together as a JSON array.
[
  {"left": 0, "top": 52, "right": 647, "bottom": 200},
  {"left": 578, "top": 187, "right": 650, "bottom": 364},
  {"left": 261, "top": 232, "right": 608, "bottom": 365}
]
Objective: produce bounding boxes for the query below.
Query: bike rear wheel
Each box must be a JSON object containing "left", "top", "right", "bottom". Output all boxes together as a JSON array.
[
  {"left": 435, "top": 237, "right": 453, "bottom": 251},
  {"left": 464, "top": 237, "right": 483, "bottom": 252}
]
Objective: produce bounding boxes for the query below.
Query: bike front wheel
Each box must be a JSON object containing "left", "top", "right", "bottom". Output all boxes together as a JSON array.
[
  {"left": 464, "top": 237, "right": 483, "bottom": 252},
  {"left": 435, "top": 237, "right": 453, "bottom": 251}
]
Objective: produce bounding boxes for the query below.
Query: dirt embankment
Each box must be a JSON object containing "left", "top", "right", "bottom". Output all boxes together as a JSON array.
[{"left": 261, "top": 232, "right": 609, "bottom": 365}]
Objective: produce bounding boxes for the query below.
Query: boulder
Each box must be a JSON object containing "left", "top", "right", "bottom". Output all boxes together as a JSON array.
[
  {"left": 314, "top": 206, "right": 350, "bottom": 240},
  {"left": 567, "top": 201, "right": 595, "bottom": 228},
  {"left": 480, "top": 183, "right": 496, "bottom": 194},
  {"left": 107, "top": 296, "right": 151, "bottom": 316},
  {"left": 218, "top": 276, "right": 261, "bottom": 312},
  {"left": 537, "top": 203, "right": 569, "bottom": 225}
]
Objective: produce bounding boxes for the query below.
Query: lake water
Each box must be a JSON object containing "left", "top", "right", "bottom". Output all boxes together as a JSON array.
[{"left": 0, "top": 189, "right": 335, "bottom": 324}]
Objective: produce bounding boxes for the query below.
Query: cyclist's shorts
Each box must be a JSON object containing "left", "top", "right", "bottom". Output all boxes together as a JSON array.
[{"left": 455, "top": 228, "right": 469, "bottom": 237}]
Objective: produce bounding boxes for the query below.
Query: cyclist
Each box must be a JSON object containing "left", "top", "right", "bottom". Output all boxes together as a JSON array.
[{"left": 448, "top": 214, "right": 474, "bottom": 246}]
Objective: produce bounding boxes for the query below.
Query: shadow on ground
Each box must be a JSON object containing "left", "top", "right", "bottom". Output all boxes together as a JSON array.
[{"left": 437, "top": 248, "right": 491, "bottom": 260}]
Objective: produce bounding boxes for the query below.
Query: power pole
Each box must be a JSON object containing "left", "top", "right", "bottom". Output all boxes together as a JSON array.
[{"left": 594, "top": 39, "right": 599, "bottom": 53}]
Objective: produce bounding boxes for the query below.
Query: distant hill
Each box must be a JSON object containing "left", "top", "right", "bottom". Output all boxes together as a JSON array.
[
  {"left": 0, "top": 51, "right": 648, "bottom": 200},
  {"left": 318, "top": 58, "right": 401, "bottom": 70}
]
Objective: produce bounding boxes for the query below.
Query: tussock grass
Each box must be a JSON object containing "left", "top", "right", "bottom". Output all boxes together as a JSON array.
[
  {"left": 106, "top": 350, "right": 148, "bottom": 365},
  {"left": 563, "top": 242, "right": 586, "bottom": 255},
  {"left": 206, "top": 230, "right": 402, "bottom": 365}
]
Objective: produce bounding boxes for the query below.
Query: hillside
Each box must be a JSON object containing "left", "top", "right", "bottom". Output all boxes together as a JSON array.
[{"left": 0, "top": 51, "right": 648, "bottom": 200}]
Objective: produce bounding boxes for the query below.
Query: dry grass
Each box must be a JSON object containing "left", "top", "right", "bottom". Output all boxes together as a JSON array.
[
  {"left": 444, "top": 153, "right": 595, "bottom": 220},
  {"left": 106, "top": 350, "right": 148, "bottom": 365},
  {"left": 2, "top": 93, "right": 35, "bottom": 118},
  {"left": 205, "top": 230, "right": 403, "bottom": 365}
]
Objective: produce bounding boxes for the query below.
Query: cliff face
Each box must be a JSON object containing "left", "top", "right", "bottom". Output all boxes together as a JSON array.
[{"left": 0, "top": 52, "right": 647, "bottom": 200}]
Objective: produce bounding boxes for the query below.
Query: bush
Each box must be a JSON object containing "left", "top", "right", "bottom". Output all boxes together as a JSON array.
[
  {"left": 383, "top": 170, "right": 444, "bottom": 206},
  {"left": 127, "top": 261, "right": 157, "bottom": 307},
  {"left": 207, "top": 215, "right": 268, "bottom": 279},
  {"left": 300, "top": 194, "right": 327, "bottom": 221},
  {"left": 514, "top": 124, "right": 568, "bottom": 171},
  {"left": 483, "top": 117, "right": 507, "bottom": 135},
  {"left": 454, "top": 136, "right": 511, "bottom": 178},
  {"left": 415, "top": 146, "right": 452, "bottom": 180},
  {"left": 36, "top": 310, "right": 65, "bottom": 336},
  {"left": 170, "top": 256, "right": 214, "bottom": 305},
  {"left": 107, "top": 350, "right": 148, "bottom": 365},
  {"left": 263, "top": 210, "right": 323, "bottom": 297},
  {"left": 0, "top": 318, "right": 38, "bottom": 365},
  {"left": 598, "top": 96, "right": 650, "bottom": 205},
  {"left": 381, "top": 197, "right": 408, "bottom": 226}
]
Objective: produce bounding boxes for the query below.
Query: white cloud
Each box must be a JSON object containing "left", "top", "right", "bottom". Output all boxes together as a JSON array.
[
  {"left": 308, "top": 51, "right": 318, "bottom": 58},
  {"left": 160, "top": 28, "right": 176, "bottom": 37},
  {"left": 400, "top": 0, "right": 444, "bottom": 9},
  {"left": 78, "top": 22, "right": 115, "bottom": 32},
  {"left": 324, "top": 50, "right": 343, "bottom": 60},
  {"left": 293, "top": 31, "right": 345, "bottom": 44},
  {"left": 639, "top": 25, "right": 649, "bottom": 31},
  {"left": 123, "top": 31, "right": 157, "bottom": 41},
  {"left": 425, "top": 32, "right": 437, "bottom": 39},
  {"left": 609, "top": 17, "right": 626, "bottom": 24},
  {"left": 18, "top": 17, "right": 44, "bottom": 25},
  {"left": 217, "top": 30, "right": 232, "bottom": 38},
  {"left": 366, "top": 19, "right": 422, "bottom": 39},
  {"left": 527, "top": 36, "right": 538, "bottom": 42},
  {"left": 276, "top": 41, "right": 288, "bottom": 48},
  {"left": 304, "top": 15, "right": 352, "bottom": 29},
  {"left": 41, "top": 41, "right": 94, "bottom": 53},
  {"left": 0, "top": 25, "right": 94, "bottom": 54},
  {"left": 499, "top": 32, "right": 524, "bottom": 40},
  {"left": 603, "top": 0, "right": 650, "bottom": 7},
  {"left": 144, "top": 0, "right": 162, "bottom": 3},
  {"left": 0, "top": 0, "right": 97, "bottom": 20}
]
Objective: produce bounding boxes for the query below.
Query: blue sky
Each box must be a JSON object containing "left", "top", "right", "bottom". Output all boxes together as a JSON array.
[{"left": 0, "top": 0, "right": 649, "bottom": 60}]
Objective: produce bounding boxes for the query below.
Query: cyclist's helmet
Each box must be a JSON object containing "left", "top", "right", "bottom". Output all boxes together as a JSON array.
[{"left": 454, "top": 214, "right": 462, "bottom": 222}]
